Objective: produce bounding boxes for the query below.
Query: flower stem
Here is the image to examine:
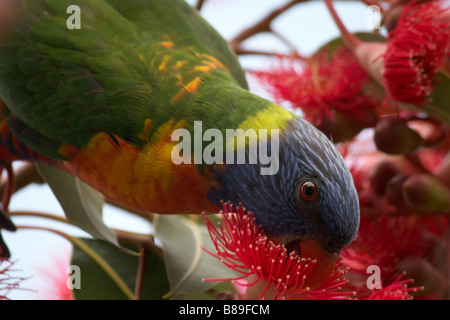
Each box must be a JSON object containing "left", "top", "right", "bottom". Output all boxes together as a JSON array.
[
  {"left": 134, "top": 247, "right": 147, "bottom": 300},
  {"left": 11, "top": 211, "right": 162, "bottom": 256},
  {"left": 324, "top": 0, "right": 361, "bottom": 51},
  {"left": 9, "top": 211, "right": 71, "bottom": 224},
  {"left": 16, "top": 225, "right": 139, "bottom": 300},
  {"left": 16, "top": 225, "right": 74, "bottom": 242},
  {"left": 196, "top": 0, "right": 205, "bottom": 11},
  {"left": 114, "top": 230, "right": 162, "bottom": 257}
]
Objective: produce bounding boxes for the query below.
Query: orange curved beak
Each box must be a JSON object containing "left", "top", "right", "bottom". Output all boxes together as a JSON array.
[{"left": 300, "top": 238, "right": 338, "bottom": 290}]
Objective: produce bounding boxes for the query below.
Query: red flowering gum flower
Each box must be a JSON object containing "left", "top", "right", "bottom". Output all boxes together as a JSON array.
[
  {"left": 202, "top": 202, "right": 353, "bottom": 300},
  {"left": 368, "top": 273, "right": 422, "bottom": 300},
  {"left": 342, "top": 215, "right": 435, "bottom": 279},
  {"left": 340, "top": 214, "right": 440, "bottom": 299},
  {"left": 0, "top": 258, "right": 25, "bottom": 300},
  {"left": 383, "top": 0, "right": 450, "bottom": 105},
  {"left": 252, "top": 48, "right": 380, "bottom": 125}
]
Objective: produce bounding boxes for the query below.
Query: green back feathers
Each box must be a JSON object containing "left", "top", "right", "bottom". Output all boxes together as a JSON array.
[{"left": 0, "top": 0, "right": 278, "bottom": 160}]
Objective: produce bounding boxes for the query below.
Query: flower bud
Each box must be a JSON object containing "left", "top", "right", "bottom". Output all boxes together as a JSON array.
[
  {"left": 434, "top": 152, "right": 450, "bottom": 189},
  {"left": 315, "top": 110, "right": 374, "bottom": 143},
  {"left": 402, "top": 173, "right": 450, "bottom": 213},
  {"left": 369, "top": 160, "right": 401, "bottom": 195},
  {"left": 383, "top": 5, "right": 404, "bottom": 32},
  {"left": 397, "top": 256, "right": 446, "bottom": 298},
  {"left": 374, "top": 118, "right": 424, "bottom": 154},
  {"left": 385, "top": 174, "right": 409, "bottom": 208},
  {"left": 216, "top": 291, "right": 239, "bottom": 300}
]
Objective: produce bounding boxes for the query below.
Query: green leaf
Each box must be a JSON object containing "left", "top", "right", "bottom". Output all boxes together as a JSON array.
[
  {"left": 36, "top": 163, "right": 118, "bottom": 246},
  {"left": 153, "top": 215, "right": 240, "bottom": 298},
  {"left": 71, "top": 238, "right": 170, "bottom": 300},
  {"left": 424, "top": 71, "right": 450, "bottom": 125},
  {"left": 174, "top": 281, "right": 237, "bottom": 300},
  {"left": 398, "top": 71, "right": 450, "bottom": 126},
  {"left": 315, "top": 32, "right": 386, "bottom": 57}
]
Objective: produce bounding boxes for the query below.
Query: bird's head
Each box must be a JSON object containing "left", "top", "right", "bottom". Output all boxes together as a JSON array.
[{"left": 208, "top": 116, "right": 360, "bottom": 287}]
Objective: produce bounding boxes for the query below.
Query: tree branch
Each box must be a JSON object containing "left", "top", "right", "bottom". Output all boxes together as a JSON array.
[
  {"left": 2, "top": 164, "right": 15, "bottom": 212},
  {"left": 9, "top": 210, "right": 71, "bottom": 224},
  {"left": 11, "top": 210, "right": 162, "bottom": 257},
  {"left": 232, "top": 47, "right": 306, "bottom": 60},
  {"left": 0, "top": 163, "right": 44, "bottom": 200},
  {"left": 134, "top": 247, "right": 148, "bottom": 300},
  {"left": 229, "top": 0, "right": 307, "bottom": 53},
  {"left": 114, "top": 229, "right": 162, "bottom": 257}
]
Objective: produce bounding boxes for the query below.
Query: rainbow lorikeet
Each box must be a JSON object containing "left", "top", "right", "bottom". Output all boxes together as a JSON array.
[{"left": 0, "top": 0, "right": 359, "bottom": 282}]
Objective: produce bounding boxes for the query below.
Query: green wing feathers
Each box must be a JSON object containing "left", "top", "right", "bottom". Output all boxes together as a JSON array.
[{"left": 0, "top": 0, "right": 248, "bottom": 159}]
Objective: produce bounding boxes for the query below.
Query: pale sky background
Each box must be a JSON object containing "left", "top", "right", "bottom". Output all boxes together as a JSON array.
[{"left": 4, "top": 0, "right": 380, "bottom": 299}]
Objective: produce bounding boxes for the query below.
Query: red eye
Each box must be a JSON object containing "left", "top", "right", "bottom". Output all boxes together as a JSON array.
[{"left": 300, "top": 182, "right": 318, "bottom": 201}]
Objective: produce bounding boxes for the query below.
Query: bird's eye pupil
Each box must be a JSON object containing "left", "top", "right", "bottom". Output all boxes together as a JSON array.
[
  {"left": 304, "top": 186, "right": 315, "bottom": 196},
  {"left": 300, "top": 182, "right": 318, "bottom": 201}
]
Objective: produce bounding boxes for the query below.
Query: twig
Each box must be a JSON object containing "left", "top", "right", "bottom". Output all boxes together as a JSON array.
[
  {"left": 229, "top": 0, "right": 307, "bottom": 53},
  {"left": 17, "top": 225, "right": 137, "bottom": 300},
  {"left": 232, "top": 48, "right": 303, "bottom": 59},
  {"left": 9, "top": 210, "right": 71, "bottom": 224},
  {"left": 0, "top": 163, "right": 44, "bottom": 199},
  {"left": 271, "top": 29, "right": 298, "bottom": 53},
  {"left": 324, "top": 0, "right": 361, "bottom": 51},
  {"left": 0, "top": 162, "right": 154, "bottom": 223},
  {"left": 10, "top": 210, "right": 162, "bottom": 256},
  {"left": 134, "top": 247, "right": 148, "bottom": 300},
  {"left": 16, "top": 225, "right": 73, "bottom": 242},
  {"left": 2, "top": 164, "right": 15, "bottom": 212},
  {"left": 196, "top": 0, "right": 206, "bottom": 11},
  {"left": 114, "top": 229, "right": 163, "bottom": 257}
]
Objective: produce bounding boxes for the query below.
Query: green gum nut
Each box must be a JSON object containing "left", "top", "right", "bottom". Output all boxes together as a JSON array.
[
  {"left": 402, "top": 173, "right": 450, "bottom": 213},
  {"left": 386, "top": 174, "right": 409, "bottom": 208}
]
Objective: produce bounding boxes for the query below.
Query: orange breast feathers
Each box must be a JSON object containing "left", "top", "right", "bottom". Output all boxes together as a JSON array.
[{"left": 58, "top": 119, "right": 218, "bottom": 215}]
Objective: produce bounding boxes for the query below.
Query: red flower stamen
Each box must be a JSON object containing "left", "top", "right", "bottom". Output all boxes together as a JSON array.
[
  {"left": 0, "top": 258, "right": 26, "bottom": 300},
  {"left": 252, "top": 48, "right": 380, "bottom": 124},
  {"left": 383, "top": 0, "right": 450, "bottom": 105},
  {"left": 368, "top": 273, "right": 423, "bottom": 300},
  {"left": 202, "top": 202, "right": 354, "bottom": 300}
]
